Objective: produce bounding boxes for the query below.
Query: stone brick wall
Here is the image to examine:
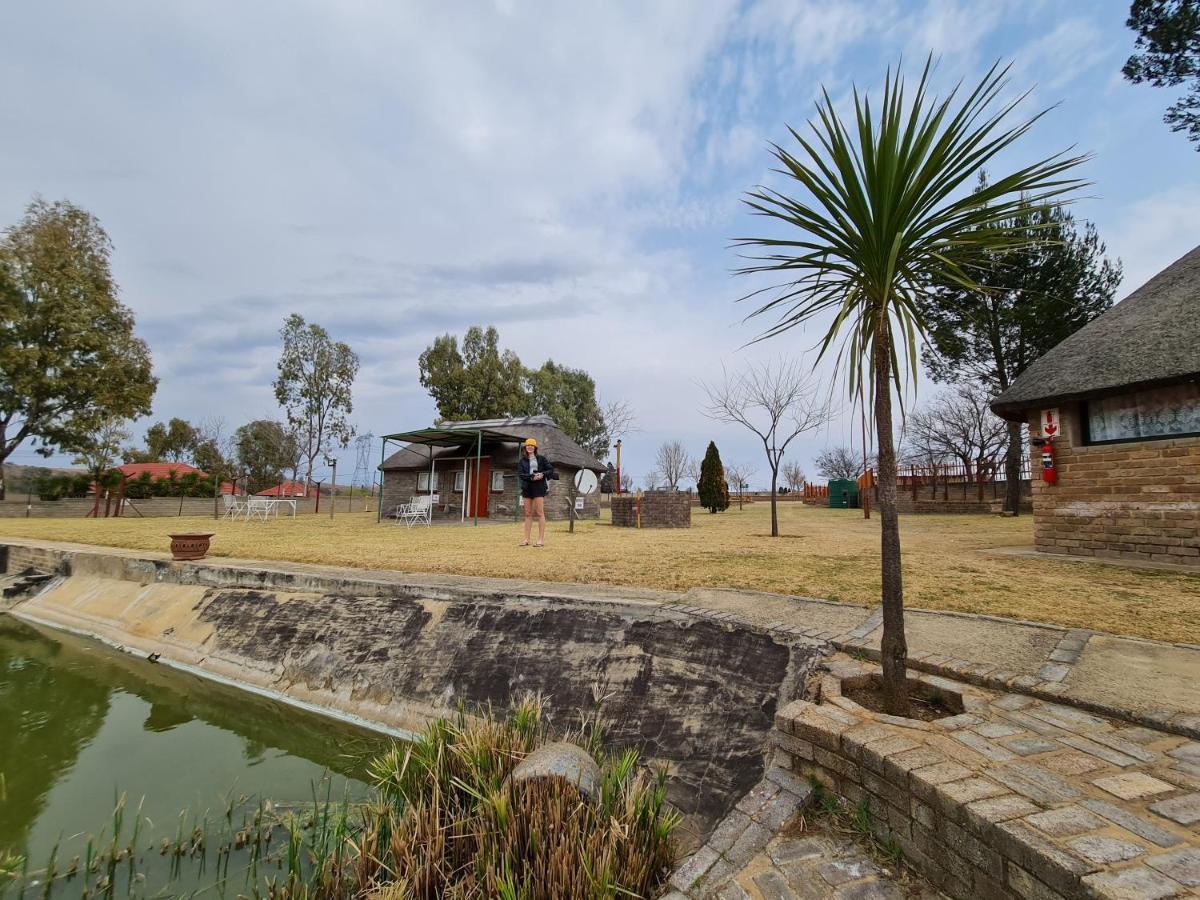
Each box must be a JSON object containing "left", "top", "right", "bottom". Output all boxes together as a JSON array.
[
  {"left": 611, "top": 491, "right": 692, "bottom": 528},
  {"left": 1027, "top": 404, "right": 1200, "bottom": 565}
]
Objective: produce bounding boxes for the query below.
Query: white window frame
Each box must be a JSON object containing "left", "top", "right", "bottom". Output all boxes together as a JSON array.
[
  {"left": 453, "top": 471, "right": 465, "bottom": 492},
  {"left": 417, "top": 472, "right": 431, "bottom": 491},
  {"left": 491, "top": 470, "right": 505, "bottom": 492}
]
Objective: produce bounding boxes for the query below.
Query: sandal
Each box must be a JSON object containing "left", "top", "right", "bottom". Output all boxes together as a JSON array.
[
  {"left": 534, "top": 542, "right": 544, "bottom": 548},
  {"left": 520, "top": 540, "right": 530, "bottom": 547}
]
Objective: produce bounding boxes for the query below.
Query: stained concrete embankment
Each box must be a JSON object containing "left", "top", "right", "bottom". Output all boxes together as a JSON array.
[{"left": 1, "top": 541, "right": 825, "bottom": 836}]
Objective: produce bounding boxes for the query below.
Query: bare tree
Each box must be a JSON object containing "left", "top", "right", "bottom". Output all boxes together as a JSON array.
[
  {"left": 814, "top": 446, "right": 863, "bottom": 480},
  {"left": 906, "top": 384, "right": 1008, "bottom": 494},
  {"left": 620, "top": 472, "right": 634, "bottom": 492},
  {"left": 782, "top": 461, "right": 806, "bottom": 492},
  {"left": 701, "top": 359, "right": 832, "bottom": 536},
  {"left": 654, "top": 440, "right": 691, "bottom": 490},
  {"left": 724, "top": 462, "right": 757, "bottom": 510},
  {"left": 642, "top": 470, "right": 660, "bottom": 490},
  {"left": 601, "top": 399, "right": 638, "bottom": 444}
]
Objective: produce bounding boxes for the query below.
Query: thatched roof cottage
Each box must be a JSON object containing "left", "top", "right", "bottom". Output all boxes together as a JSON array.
[{"left": 992, "top": 245, "right": 1200, "bottom": 565}]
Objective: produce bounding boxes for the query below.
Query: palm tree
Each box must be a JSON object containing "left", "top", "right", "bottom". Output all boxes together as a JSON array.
[{"left": 734, "top": 59, "right": 1088, "bottom": 715}]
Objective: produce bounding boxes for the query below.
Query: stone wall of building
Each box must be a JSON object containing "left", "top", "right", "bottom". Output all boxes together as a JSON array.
[
  {"left": 1027, "top": 404, "right": 1200, "bottom": 565},
  {"left": 381, "top": 466, "right": 599, "bottom": 522},
  {"left": 611, "top": 491, "right": 692, "bottom": 528}
]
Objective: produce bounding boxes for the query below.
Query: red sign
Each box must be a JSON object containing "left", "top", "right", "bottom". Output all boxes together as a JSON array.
[{"left": 1041, "top": 408, "right": 1060, "bottom": 439}]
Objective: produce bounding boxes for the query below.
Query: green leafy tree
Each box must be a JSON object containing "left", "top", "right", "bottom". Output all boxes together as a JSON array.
[
  {"left": 124, "top": 417, "right": 199, "bottom": 463},
  {"left": 71, "top": 415, "right": 130, "bottom": 515},
  {"left": 526, "top": 361, "right": 608, "bottom": 459},
  {"left": 733, "top": 59, "right": 1087, "bottom": 714},
  {"left": 920, "top": 198, "right": 1120, "bottom": 514},
  {"left": 419, "top": 325, "right": 616, "bottom": 458},
  {"left": 1124, "top": 0, "right": 1200, "bottom": 148},
  {"left": 273, "top": 314, "right": 359, "bottom": 490},
  {"left": 0, "top": 197, "right": 156, "bottom": 499},
  {"left": 418, "top": 326, "right": 527, "bottom": 421},
  {"left": 697, "top": 441, "right": 730, "bottom": 513},
  {"left": 235, "top": 419, "right": 300, "bottom": 492}
]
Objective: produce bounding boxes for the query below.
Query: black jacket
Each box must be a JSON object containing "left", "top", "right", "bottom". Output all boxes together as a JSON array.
[{"left": 517, "top": 453, "right": 558, "bottom": 497}]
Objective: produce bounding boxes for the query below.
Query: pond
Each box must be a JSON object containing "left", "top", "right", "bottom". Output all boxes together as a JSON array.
[{"left": 0, "top": 614, "right": 395, "bottom": 897}]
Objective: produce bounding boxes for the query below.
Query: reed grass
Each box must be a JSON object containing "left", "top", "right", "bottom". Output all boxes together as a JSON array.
[{"left": 1, "top": 697, "right": 678, "bottom": 899}]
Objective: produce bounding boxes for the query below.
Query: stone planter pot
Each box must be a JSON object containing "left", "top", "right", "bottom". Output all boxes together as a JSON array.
[{"left": 168, "top": 533, "right": 214, "bottom": 561}]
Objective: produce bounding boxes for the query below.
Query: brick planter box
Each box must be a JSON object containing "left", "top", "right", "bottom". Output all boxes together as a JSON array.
[{"left": 610, "top": 491, "right": 692, "bottom": 528}]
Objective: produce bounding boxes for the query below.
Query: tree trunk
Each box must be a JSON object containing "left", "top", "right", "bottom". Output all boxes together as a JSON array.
[
  {"left": 874, "top": 324, "right": 909, "bottom": 716},
  {"left": 1005, "top": 421, "right": 1023, "bottom": 516},
  {"left": 770, "top": 468, "right": 779, "bottom": 537}
]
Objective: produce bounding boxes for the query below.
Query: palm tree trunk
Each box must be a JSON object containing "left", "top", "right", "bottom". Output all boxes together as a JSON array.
[
  {"left": 1005, "top": 421, "right": 1022, "bottom": 516},
  {"left": 874, "top": 323, "right": 909, "bottom": 716}
]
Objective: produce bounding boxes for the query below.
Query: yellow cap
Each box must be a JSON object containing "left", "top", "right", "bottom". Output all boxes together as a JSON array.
[{"left": 524, "top": 438, "right": 537, "bottom": 448}]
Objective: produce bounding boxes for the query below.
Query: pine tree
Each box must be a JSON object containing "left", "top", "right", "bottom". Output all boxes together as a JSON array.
[{"left": 697, "top": 441, "right": 730, "bottom": 513}]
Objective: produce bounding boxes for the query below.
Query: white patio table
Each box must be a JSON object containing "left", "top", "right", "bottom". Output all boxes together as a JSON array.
[{"left": 262, "top": 497, "right": 298, "bottom": 517}]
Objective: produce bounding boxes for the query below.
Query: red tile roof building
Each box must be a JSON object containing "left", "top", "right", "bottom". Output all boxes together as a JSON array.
[
  {"left": 255, "top": 481, "right": 308, "bottom": 497},
  {"left": 114, "top": 462, "right": 238, "bottom": 495}
]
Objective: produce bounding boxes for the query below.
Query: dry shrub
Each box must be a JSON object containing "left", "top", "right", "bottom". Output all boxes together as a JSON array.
[{"left": 283, "top": 696, "right": 678, "bottom": 899}]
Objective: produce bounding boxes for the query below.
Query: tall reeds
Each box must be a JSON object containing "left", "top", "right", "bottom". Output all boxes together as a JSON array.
[{"left": 3, "top": 696, "right": 679, "bottom": 899}]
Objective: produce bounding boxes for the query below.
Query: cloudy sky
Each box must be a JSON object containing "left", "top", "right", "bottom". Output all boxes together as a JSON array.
[{"left": 1, "top": 1, "right": 1195, "bottom": 486}]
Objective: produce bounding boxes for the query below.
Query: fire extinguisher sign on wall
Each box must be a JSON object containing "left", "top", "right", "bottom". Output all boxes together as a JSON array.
[
  {"left": 1040, "top": 408, "right": 1060, "bottom": 439},
  {"left": 1040, "top": 408, "right": 1059, "bottom": 485}
]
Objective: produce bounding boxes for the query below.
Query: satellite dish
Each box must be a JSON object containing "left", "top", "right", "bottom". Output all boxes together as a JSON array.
[{"left": 574, "top": 469, "right": 598, "bottom": 496}]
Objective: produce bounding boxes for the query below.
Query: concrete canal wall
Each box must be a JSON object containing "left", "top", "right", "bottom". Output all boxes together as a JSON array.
[{"left": 0, "top": 540, "right": 825, "bottom": 836}]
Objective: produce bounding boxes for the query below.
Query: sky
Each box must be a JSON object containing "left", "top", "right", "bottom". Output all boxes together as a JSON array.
[{"left": 1, "top": 0, "right": 1196, "bottom": 488}]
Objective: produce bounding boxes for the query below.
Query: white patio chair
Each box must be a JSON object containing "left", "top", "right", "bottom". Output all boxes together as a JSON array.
[
  {"left": 222, "top": 494, "right": 245, "bottom": 520},
  {"left": 401, "top": 495, "right": 433, "bottom": 527},
  {"left": 392, "top": 500, "right": 412, "bottom": 525},
  {"left": 245, "top": 496, "right": 273, "bottom": 522}
]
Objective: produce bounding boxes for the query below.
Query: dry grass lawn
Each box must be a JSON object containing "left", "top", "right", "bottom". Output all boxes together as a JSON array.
[{"left": 1, "top": 502, "right": 1198, "bottom": 644}]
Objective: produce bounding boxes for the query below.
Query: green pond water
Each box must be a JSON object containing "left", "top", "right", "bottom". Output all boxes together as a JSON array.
[{"left": 0, "top": 615, "right": 395, "bottom": 897}]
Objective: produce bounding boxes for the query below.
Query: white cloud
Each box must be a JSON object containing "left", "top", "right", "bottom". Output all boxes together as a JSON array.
[
  {"left": 1106, "top": 184, "right": 1200, "bottom": 297},
  {"left": 0, "top": 1, "right": 1196, "bottom": 483}
]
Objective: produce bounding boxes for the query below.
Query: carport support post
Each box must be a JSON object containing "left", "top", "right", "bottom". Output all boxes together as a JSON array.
[
  {"left": 376, "top": 438, "right": 388, "bottom": 523},
  {"left": 474, "top": 431, "right": 482, "bottom": 526}
]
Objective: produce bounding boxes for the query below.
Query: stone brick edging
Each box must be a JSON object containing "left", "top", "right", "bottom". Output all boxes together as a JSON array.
[
  {"left": 773, "top": 656, "right": 1200, "bottom": 899},
  {"left": 662, "top": 767, "right": 813, "bottom": 898},
  {"left": 833, "top": 632, "right": 1200, "bottom": 742}
]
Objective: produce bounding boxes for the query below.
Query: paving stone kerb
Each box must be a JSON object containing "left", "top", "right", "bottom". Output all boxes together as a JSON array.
[{"left": 773, "top": 657, "right": 1200, "bottom": 900}]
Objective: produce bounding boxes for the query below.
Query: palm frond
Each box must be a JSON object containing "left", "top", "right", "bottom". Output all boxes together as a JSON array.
[{"left": 735, "top": 55, "right": 1089, "bottom": 398}]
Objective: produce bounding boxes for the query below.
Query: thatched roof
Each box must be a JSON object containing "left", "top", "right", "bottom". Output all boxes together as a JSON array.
[
  {"left": 380, "top": 415, "right": 605, "bottom": 472},
  {"left": 992, "top": 245, "right": 1200, "bottom": 420}
]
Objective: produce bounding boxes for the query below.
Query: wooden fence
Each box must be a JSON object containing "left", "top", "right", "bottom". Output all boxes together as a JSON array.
[{"left": 898, "top": 459, "right": 1031, "bottom": 502}]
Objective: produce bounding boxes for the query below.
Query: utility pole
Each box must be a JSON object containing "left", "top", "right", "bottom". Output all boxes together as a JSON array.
[{"left": 325, "top": 456, "right": 337, "bottom": 520}]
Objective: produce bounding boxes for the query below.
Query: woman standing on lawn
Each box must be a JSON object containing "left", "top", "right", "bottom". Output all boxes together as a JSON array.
[{"left": 517, "top": 437, "right": 556, "bottom": 547}]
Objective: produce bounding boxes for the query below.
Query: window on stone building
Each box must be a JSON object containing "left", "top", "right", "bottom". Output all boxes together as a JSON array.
[
  {"left": 491, "top": 470, "right": 505, "bottom": 492},
  {"left": 417, "top": 472, "right": 431, "bottom": 491},
  {"left": 1084, "top": 382, "right": 1200, "bottom": 443},
  {"left": 453, "top": 471, "right": 465, "bottom": 492}
]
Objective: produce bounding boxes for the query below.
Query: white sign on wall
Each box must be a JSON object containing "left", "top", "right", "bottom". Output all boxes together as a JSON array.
[
  {"left": 574, "top": 497, "right": 584, "bottom": 510},
  {"left": 1041, "top": 408, "right": 1061, "bottom": 440}
]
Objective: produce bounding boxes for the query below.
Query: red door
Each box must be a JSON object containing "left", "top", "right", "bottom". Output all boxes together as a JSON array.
[{"left": 470, "top": 458, "right": 490, "bottom": 518}]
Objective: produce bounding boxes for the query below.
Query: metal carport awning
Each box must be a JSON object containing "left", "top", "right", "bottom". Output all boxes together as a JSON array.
[{"left": 377, "top": 427, "right": 523, "bottom": 526}]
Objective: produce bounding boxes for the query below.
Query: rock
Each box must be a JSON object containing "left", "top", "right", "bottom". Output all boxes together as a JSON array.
[{"left": 510, "top": 741, "right": 601, "bottom": 801}]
